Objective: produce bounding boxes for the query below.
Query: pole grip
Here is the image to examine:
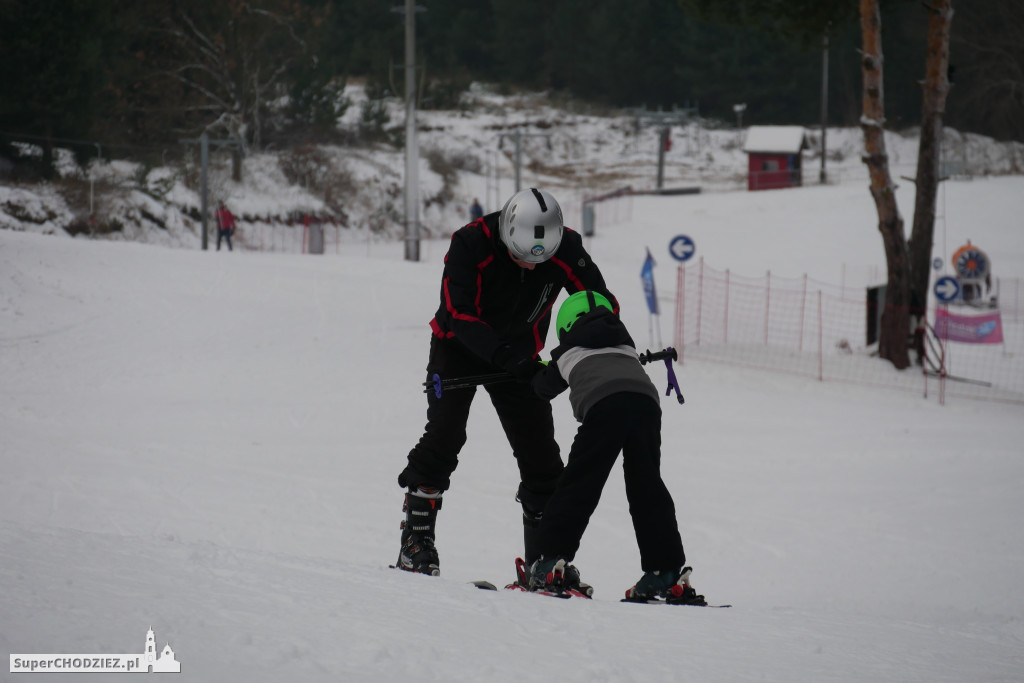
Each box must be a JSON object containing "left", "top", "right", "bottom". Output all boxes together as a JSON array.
[{"left": 639, "top": 348, "right": 678, "bottom": 365}]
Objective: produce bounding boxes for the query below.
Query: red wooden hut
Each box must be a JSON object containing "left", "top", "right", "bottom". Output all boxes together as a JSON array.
[{"left": 743, "top": 126, "right": 808, "bottom": 191}]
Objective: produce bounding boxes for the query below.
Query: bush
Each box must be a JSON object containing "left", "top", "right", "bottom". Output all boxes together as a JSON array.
[{"left": 277, "top": 146, "right": 357, "bottom": 218}]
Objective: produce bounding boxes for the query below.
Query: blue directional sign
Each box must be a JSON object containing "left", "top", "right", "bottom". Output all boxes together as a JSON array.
[
  {"left": 669, "top": 234, "right": 696, "bottom": 262},
  {"left": 933, "top": 276, "right": 961, "bottom": 303}
]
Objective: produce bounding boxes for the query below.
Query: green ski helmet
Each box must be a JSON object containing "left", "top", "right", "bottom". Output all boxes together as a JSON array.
[{"left": 556, "top": 290, "right": 613, "bottom": 339}]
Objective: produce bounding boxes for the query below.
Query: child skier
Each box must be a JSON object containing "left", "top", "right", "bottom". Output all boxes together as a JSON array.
[{"left": 525, "top": 290, "right": 705, "bottom": 604}]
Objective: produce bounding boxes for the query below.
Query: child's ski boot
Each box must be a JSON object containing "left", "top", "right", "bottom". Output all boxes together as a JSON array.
[
  {"left": 624, "top": 566, "right": 706, "bottom": 605},
  {"left": 525, "top": 556, "right": 593, "bottom": 598}
]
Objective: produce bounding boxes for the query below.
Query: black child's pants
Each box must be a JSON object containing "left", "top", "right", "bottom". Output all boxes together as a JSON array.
[{"left": 536, "top": 392, "right": 686, "bottom": 571}]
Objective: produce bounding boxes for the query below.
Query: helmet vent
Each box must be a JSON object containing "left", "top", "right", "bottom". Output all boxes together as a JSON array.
[
  {"left": 531, "top": 188, "right": 548, "bottom": 212},
  {"left": 534, "top": 225, "right": 545, "bottom": 239}
]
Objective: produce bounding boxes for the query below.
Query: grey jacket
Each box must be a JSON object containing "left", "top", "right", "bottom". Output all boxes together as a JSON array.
[{"left": 531, "top": 308, "right": 659, "bottom": 421}]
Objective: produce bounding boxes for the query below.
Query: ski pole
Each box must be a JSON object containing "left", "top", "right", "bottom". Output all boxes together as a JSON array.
[
  {"left": 638, "top": 348, "right": 684, "bottom": 404},
  {"left": 423, "top": 347, "right": 683, "bottom": 399},
  {"left": 638, "top": 348, "right": 678, "bottom": 365},
  {"left": 657, "top": 347, "right": 685, "bottom": 405},
  {"left": 423, "top": 372, "right": 512, "bottom": 398}
]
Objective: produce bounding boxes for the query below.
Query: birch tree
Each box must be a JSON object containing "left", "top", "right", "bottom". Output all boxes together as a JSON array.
[
  {"left": 908, "top": 1, "right": 953, "bottom": 333},
  {"left": 858, "top": 0, "right": 954, "bottom": 369},
  {"left": 859, "top": 0, "right": 911, "bottom": 368}
]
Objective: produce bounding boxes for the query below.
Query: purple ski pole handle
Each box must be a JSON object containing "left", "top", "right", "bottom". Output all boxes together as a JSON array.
[{"left": 662, "top": 348, "right": 684, "bottom": 405}]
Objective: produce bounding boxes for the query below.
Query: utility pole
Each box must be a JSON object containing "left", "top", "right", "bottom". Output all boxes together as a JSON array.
[
  {"left": 89, "top": 143, "right": 101, "bottom": 236},
  {"left": 732, "top": 103, "right": 746, "bottom": 130},
  {"left": 393, "top": 0, "right": 424, "bottom": 262},
  {"left": 657, "top": 127, "right": 670, "bottom": 190},
  {"left": 498, "top": 129, "right": 551, "bottom": 193},
  {"left": 179, "top": 133, "right": 244, "bottom": 250},
  {"left": 200, "top": 133, "right": 208, "bottom": 250},
  {"left": 820, "top": 33, "right": 830, "bottom": 184},
  {"left": 626, "top": 105, "right": 697, "bottom": 191},
  {"left": 486, "top": 149, "right": 500, "bottom": 211}
]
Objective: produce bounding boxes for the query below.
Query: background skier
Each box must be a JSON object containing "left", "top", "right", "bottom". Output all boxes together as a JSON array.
[{"left": 215, "top": 201, "right": 236, "bottom": 251}]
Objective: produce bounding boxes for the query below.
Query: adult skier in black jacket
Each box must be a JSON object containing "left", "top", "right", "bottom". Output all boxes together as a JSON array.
[{"left": 396, "top": 188, "right": 618, "bottom": 576}]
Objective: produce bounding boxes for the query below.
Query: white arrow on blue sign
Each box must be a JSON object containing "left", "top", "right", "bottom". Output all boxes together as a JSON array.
[
  {"left": 669, "top": 235, "right": 696, "bottom": 262},
  {"left": 933, "top": 276, "right": 961, "bottom": 302}
]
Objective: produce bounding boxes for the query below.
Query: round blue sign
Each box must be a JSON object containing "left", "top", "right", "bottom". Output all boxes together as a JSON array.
[
  {"left": 933, "top": 276, "right": 961, "bottom": 303},
  {"left": 669, "top": 235, "right": 696, "bottom": 262}
]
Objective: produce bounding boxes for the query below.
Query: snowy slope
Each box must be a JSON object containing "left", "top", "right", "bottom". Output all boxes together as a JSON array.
[{"left": 2, "top": 178, "right": 1024, "bottom": 682}]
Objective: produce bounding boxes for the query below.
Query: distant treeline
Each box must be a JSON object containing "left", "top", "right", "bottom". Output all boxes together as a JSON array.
[{"left": 0, "top": 0, "right": 1020, "bottom": 174}]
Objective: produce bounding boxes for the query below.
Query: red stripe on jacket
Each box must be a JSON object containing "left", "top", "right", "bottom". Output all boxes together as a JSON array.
[{"left": 433, "top": 252, "right": 495, "bottom": 336}]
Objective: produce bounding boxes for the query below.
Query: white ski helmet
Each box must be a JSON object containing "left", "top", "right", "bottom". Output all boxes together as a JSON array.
[{"left": 498, "top": 188, "right": 564, "bottom": 264}]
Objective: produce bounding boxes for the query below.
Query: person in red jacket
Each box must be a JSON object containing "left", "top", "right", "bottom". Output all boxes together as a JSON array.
[
  {"left": 396, "top": 188, "right": 619, "bottom": 577},
  {"left": 215, "top": 201, "right": 236, "bottom": 251}
]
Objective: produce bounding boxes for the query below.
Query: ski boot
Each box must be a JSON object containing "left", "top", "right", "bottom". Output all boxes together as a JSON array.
[
  {"left": 624, "top": 566, "right": 706, "bottom": 605},
  {"left": 526, "top": 556, "right": 593, "bottom": 598},
  {"left": 521, "top": 502, "right": 544, "bottom": 571},
  {"left": 395, "top": 486, "right": 442, "bottom": 576}
]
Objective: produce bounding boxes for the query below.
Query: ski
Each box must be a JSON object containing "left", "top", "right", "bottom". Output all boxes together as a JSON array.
[
  {"left": 621, "top": 596, "right": 731, "bottom": 608},
  {"left": 471, "top": 579, "right": 589, "bottom": 599},
  {"left": 471, "top": 557, "right": 593, "bottom": 599}
]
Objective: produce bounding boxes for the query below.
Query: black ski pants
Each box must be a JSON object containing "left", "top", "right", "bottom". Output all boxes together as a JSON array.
[
  {"left": 217, "top": 228, "right": 233, "bottom": 251},
  {"left": 398, "top": 336, "right": 564, "bottom": 511},
  {"left": 536, "top": 392, "right": 685, "bottom": 571}
]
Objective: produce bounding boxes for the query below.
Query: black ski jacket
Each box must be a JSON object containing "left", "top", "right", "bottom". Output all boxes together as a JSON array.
[{"left": 429, "top": 212, "right": 618, "bottom": 365}]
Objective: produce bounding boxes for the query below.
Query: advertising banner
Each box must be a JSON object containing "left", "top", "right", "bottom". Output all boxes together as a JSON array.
[{"left": 933, "top": 307, "right": 1004, "bottom": 344}]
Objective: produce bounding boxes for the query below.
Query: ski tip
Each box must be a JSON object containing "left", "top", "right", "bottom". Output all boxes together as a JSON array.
[{"left": 471, "top": 580, "right": 499, "bottom": 591}]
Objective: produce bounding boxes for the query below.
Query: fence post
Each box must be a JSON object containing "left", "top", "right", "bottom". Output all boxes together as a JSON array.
[
  {"left": 674, "top": 264, "right": 686, "bottom": 363},
  {"left": 817, "top": 290, "right": 823, "bottom": 381},
  {"left": 724, "top": 269, "right": 730, "bottom": 345},
  {"left": 764, "top": 270, "right": 772, "bottom": 346},
  {"left": 696, "top": 257, "right": 704, "bottom": 346},
  {"left": 799, "top": 273, "right": 807, "bottom": 352}
]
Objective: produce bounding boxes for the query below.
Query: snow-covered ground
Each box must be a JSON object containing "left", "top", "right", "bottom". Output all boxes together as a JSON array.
[{"left": 2, "top": 165, "right": 1023, "bottom": 680}]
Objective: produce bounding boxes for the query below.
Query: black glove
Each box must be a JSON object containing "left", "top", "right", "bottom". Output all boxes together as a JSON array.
[
  {"left": 531, "top": 362, "right": 567, "bottom": 399},
  {"left": 492, "top": 345, "right": 544, "bottom": 384},
  {"left": 510, "top": 357, "right": 544, "bottom": 384}
]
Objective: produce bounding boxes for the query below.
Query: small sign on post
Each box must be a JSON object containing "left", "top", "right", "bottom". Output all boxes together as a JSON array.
[
  {"left": 933, "top": 276, "right": 961, "bottom": 303},
  {"left": 669, "top": 234, "right": 695, "bottom": 262}
]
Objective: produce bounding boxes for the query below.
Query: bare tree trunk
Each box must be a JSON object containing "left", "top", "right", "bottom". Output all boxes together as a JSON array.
[
  {"left": 860, "top": 0, "right": 911, "bottom": 369},
  {"left": 909, "top": 0, "right": 954, "bottom": 322}
]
